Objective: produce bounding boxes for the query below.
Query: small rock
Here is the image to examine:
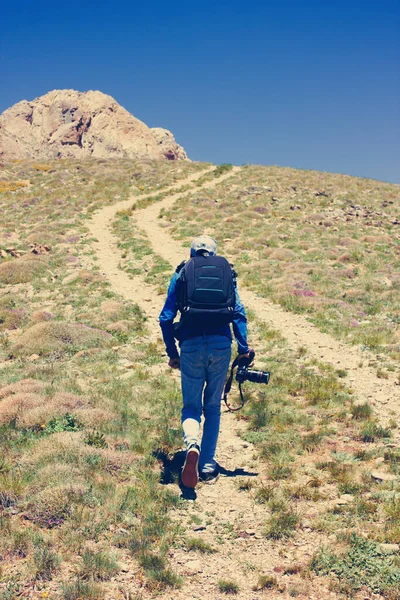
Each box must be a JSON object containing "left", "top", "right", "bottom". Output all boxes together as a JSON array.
[
  {"left": 62, "top": 273, "right": 77, "bottom": 284},
  {"left": 119, "top": 360, "right": 135, "bottom": 369},
  {"left": 28, "top": 354, "right": 40, "bottom": 362},
  {"left": 119, "top": 563, "right": 130, "bottom": 573},
  {"left": 377, "top": 543, "right": 399, "bottom": 554},
  {"left": 340, "top": 494, "right": 355, "bottom": 502},
  {"left": 193, "top": 525, "right": 206, "bottom": 531},
  {"left": 245, "top": 529, "right": 256, "bottom": 536},
  {"left": 371, "top": 470, "right": 397, "bottom": 482},
  {"left": 238, "top": 531, "right": 250, "bottom": 538},
  {"left": 184, "top": 559, "right": 202, "bottom": 575},
  {"left": 375, "top": 457, "right": 385, "bottom": 465},
  {"left": 335, "top": 498, "right": 349, "bottom": 506}
]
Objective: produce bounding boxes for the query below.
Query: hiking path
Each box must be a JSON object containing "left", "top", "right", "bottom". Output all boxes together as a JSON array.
[{"left": 88, "top": 165, "right": 400, "bottom": 600}]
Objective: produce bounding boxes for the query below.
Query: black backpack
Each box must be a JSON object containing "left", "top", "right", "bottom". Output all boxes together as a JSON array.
[{"left": 175, "top": 255, "right": 236, "bottom": 329}]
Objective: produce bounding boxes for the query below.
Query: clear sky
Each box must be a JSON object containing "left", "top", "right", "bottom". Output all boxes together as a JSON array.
[{"left": 1, "top": 0, "right": 399, "bottom": 183}]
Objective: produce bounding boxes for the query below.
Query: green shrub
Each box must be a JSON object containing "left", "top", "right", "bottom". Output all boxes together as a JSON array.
[
  {"left": 84, "top": 431, "right": 108, "bottom": 449},
  {"left": 351, "top": 402, "right": 373, "bottom": 420},
  {"left": 62, "top": 579, "right": 101, "bottom": 600},
  {"left": 186, "top": 537, "right": 215, "bottom": 553},
  {"left": 79, "top": 549, "right": 119, "bottom": 581},
  {"left": 218, "top": 579, "right": 239, "bottom": 594},
  {"left": 32, "top": 545, "right": 60, "bottom": 580},
  {"left": 265, "top": 509, "right": 299, "bottom": 539},
  {"left": 46, "top": 413, "right": 82, "bottom": 434},
  {"left": 361, "top": 422, "right": 391, "bottom": 443},
  {"left": 311, "top": 533, "right": 400, "bottom": 596}
]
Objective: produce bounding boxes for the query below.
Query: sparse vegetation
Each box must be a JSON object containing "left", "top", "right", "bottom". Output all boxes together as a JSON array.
[
  {"left": 265, "top": 508, "right": 300, "bottom": 539},
  {"left": 311, "top": 533, "right": 400, "bottom": 597},
  {"left": 162, "top": 165, "right": 400, "bottom": 359},
  {"left": 0, "top": 157, "right": 204, "bottom": 597},
  {"left": 218, "top": 579, "right": 240, "bottom": 594},
  {"left": 1, "top": 157, "right": 398, "bottom": 599},
  {"left": 252, "top": 574, "right": 279, "bottom": 591},
  {"left": 186, "top": 536, "right": 215, "bottom": 553}
]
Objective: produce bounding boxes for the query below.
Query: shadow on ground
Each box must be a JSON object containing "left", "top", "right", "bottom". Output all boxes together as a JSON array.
[{"left": 154, "top": 449, "right": 259, "bottom": 500}]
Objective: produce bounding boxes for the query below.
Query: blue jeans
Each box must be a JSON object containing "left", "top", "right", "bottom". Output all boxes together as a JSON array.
[{"left": 180, "top": 335, "right": 232, "bottom": 474}]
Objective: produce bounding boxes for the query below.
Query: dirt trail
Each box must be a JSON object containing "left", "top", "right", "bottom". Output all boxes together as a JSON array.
[
  {"left": 88, "top": 165, "right": 399, "bottom": 599},
  {"left": 88, "top": 167, "right": 236, "bottom": 343},
  {"left": 136, "top": 174, "right": 400, "bottom": 435}
]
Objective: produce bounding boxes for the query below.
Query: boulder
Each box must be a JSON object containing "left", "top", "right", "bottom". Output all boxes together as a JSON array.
[{"left": 150, "top": 127, "right": 188, "bottom": 160}]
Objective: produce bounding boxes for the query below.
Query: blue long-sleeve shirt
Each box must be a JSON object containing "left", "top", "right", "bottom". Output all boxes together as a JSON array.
[{"left": 159, "top": 271, "right": 249, "bottom": 359}]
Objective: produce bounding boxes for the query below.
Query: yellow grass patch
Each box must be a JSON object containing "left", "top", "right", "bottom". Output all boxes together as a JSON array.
[
  {"left": 0, "top": 180, "right": 29, "bottom": 193},
  {"left": 32, "top": 163, "right": 51, "bottom": 172}
]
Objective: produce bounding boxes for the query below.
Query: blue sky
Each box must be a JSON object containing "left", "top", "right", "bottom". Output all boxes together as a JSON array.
[{"left": 1, "top": 0, "right": 399, "bottom": 183}]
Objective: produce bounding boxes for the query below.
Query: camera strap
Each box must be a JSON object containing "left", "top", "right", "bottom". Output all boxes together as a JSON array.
[{"left": 223, "top": 356, "right": 244, "bottom": 412}]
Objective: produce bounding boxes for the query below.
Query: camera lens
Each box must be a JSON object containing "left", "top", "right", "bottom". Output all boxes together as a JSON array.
[{"left": 244, "top": 369, "right": 270, "bottom": 385}]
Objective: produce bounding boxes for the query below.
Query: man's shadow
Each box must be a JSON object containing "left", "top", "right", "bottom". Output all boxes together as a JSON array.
[{"left": 153, "top": 449, "right": 259, "bottom": 501}]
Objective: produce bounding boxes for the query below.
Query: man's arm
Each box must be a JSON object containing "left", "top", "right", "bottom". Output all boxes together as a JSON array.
[
  {"left": 232, "top": 287, "right": 249, "bottom": 355},
  {"left": 159, "top": 273, "right": 180, "bottom": 361}
]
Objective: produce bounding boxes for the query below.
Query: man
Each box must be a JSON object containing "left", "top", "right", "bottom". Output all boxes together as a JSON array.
[{"left": 159, "top": 235, "right": 252, "bottom": 488}]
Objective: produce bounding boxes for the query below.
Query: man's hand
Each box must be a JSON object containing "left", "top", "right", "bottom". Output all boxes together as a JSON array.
[
  {"left": 168, "top": 357, "right": 181, "bottom": 370},
  {"left": 238, "top": 349, "right": 255, "bottom": 367}
]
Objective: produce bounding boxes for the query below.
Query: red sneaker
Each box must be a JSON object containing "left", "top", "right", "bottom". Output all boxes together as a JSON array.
[{"left": 181, "top": 446, "right": 200, "bottom": 489}]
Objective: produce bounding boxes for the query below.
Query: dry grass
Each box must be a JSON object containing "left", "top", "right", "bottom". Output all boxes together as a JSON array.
[
  {"left": 0, "top": 306, "right": 25, "bottom": 331},
  {"left": 162, "top": 165, "right": 400, "bottom": 358},
  {"left": 10, "top": 321, "right": 111, "bottom": 356},
  {"left": 0, "top": 180, "right": 29, "bottom": 192},
  {"left": 0, "top": 158, "right": 398, "bottom": 598},
  {"left": 0, "top": 378, "right": 47, "bottom": 398},
  {"left": 0, "top": 389, "right": 109, "bottom": 428},
  {"left": 0, "top": 255, "right": 49, "bottom": 284},
  {"left": 0, "top": 153, "right": 184, "bottom": 595}
]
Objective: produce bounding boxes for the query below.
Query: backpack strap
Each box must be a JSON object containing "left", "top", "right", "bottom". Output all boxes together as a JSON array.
[
  {"left": 231, "top": 265, "right": 238, "bottom": 288},
  {"left": 175, "top": 260, "right": 186, "bottom": 274}
]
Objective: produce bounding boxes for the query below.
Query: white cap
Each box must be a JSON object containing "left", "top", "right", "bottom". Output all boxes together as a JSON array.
[{"left": 190, "top": 235, "right": 217, "bottom": 257}]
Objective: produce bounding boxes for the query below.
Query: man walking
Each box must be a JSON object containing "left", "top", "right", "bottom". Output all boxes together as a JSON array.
[{"left": 159, "top": 235, "right": 252, "bottom": 488}]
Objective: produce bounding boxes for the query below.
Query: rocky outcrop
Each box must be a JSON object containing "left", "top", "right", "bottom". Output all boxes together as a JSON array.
[
  {"left": 0, "top": 89, "right": 188, "bottom": 161},
  {"left": 150, "top": 127, "right": 188, "bottom": 160}
]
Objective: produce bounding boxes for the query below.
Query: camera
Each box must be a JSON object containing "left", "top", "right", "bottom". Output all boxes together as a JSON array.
[
  {"left": 223, "top": 349, "right": 270, "bottom": 411},
  {"left": 236, "top": 366, "right": 270, "bottom": 385},
  {"left": 236, "top": 351, "right": 270, "bottom": 385}
]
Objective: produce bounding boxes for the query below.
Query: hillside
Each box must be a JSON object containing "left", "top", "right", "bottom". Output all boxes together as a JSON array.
[{"left": 0, "top": 159, "right": 399, "bottom": 600}]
